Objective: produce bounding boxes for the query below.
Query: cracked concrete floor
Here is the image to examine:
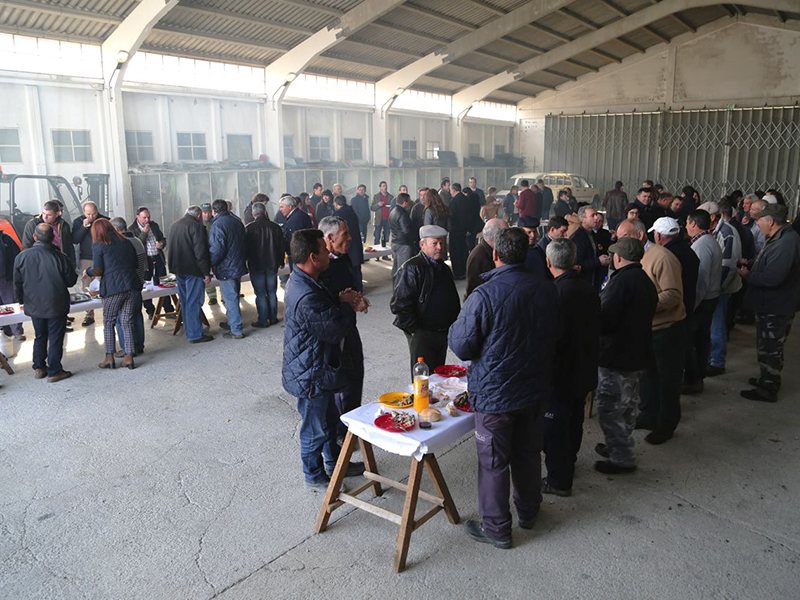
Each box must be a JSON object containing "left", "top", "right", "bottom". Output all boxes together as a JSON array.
[{"left": 1, "top": 256, "right": 798, "bottom": 599}]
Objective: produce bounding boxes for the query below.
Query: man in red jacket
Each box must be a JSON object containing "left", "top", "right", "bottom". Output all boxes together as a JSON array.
[{"left": 516, "top": 180, "right": 541, "bottom": 227}]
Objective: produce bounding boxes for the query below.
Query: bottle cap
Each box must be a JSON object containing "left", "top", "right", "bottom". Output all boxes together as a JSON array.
[{"left": 417, "top": 357, "right": 424, "bottom": 362}]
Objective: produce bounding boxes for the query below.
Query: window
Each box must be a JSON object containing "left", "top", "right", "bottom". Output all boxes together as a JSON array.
[
  {"left": 52, "top": 129, "right": 92, "bottom": 162},
  {"left": 494, "top": 144, "right": 505, "bottom": 156},
  {"left": 227, "top": 134, "right": 252, "bottom": 160},
  {"left": 309, "top": 136, "right": 330, "bottom": 161},
  {"left": 125, "top": 131, "right": 154, "bottom": 163},
  {"left": 468, "top": 143, "right": 481, "bottom": 158},
  {"left": 0, "top": 129, "right": 22, "bottom": 163},
  {"left": 426, "top": 141, "right": 440, "bottom": 160},
  {"left": 402, "top": 140, "right": 417, "bottom": 159},
  {"left": 283, "top": 135, "right": 294, "bottom": 159},
  {"left": 343, "top": 138, "right": 362, "bottom": 160},
  {"left": 177, "top": 132, "right": 207, "bottom": 161}
]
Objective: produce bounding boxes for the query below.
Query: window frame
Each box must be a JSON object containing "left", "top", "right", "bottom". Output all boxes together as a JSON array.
[
  {"left": 0, "top": 128, "right": 22, "bottom": 163},
  {"left": 426, "top": 140, "right": 440, "bottom": 160},
  {"left": 309, "top": 136, "right": 331, "bottom": 161},
  {"left": 125, "top": 130, "right": 155, "bottom": 164},
  {"left": 401, "top": 139, "right": 417, "bottom": 160},
  {"left": 52, "top": 128, "right": 93, "bottom": 163},
  {"left": 343, "top": 137, "right": 363, "bottom": 161},
  {"left": 177, "top": 131, "right": 207, "bottom": 161},
  {"left": 226, "top": 134, "right": 253, "bottom": 161}
]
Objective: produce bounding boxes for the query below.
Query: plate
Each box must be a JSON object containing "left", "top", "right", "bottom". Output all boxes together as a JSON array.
[
  {"left": 379, "top": 392, "right": 414, "bottom": 409},
  {"left": 375, "top": 413, "right": 416, "bottom": 432},
  {"left": 434, "top": 365, "right": 467, "bottom": 377},
  {"left": 455, "top": 402, "right": 473, "bottom": 413}
]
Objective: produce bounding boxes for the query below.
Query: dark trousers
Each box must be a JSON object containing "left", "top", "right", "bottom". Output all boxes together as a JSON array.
[
  {"left": 116, "top": 290, "right": 145, "bottom": 353},
  {"left": 334, "top": 367, "right": 364, "bottom": 440},
  {"left": 756, "top": 313, "right": 794, "bottom": 397},
  {"left": 404, "top": 329, "right": 448, "bottom": 380},
  {"left": 728, "top": 284, "right": 747, "bottom": 331},
  {"left": 449, "top": 232, "right": 468, "bottom": 279},
  {"left": 358, "top": 220, "right": 369, "bottom": 244},
  {"left": 144, "top": 255, "right": 173, "bottom": 313},
  {"left": 296, "top": 393, "right": 340, "bottom": 484},
  {"left": 351, "top": 265, "right": 363, "bottom": 293},
  {"left": 684, "top": 298, "right": 717, "bottom": 384},
  {"left": 31, "top": 316, "right": 67, "bottom": 376},
  {"left": 543, "top": 394, "right": 586, "bottom": 491},
  {"left": 466, "top": 231, "right": 477, "bottom": 253},
  {"left": 373, "top": 220, "right": 389, "bottom": 246},
  {"left": 475, "top": 406, "right": 542, "bottom": 541},
  {"left": 391, "top": 243, "right": 414, "bottom": 278},
  {"left": 640, "top": 321, "right": 686, "bottom": 433}
]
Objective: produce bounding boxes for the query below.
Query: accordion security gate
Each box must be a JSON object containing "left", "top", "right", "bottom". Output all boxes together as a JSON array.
[{"left": 544, "top": 107, "right": 800, "bottom": 213}]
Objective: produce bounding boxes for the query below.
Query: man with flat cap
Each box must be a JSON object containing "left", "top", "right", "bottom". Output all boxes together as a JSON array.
[
  {"left": 737, "top": 203, "right": 800, "bottom": 402},
  {"left": 595, "top": 236, "right": 658, "bottom": 474},
  {"left": 391, "top": 225, "right": 460, "bottom": 377}
]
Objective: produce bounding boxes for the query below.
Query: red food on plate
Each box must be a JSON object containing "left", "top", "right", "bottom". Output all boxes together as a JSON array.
[
  {"left": 375, "top": 413, "right": 416, "bottom": 432},
  {"left": 434, "top": 365, "right": 467, "bottom": 377}
]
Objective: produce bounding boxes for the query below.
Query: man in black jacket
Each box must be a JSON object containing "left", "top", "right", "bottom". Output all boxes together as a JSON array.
[
  {"left": 389, "top": 193, "right": 415, "bottom": 279},
  {"left": 350, "top": 184, "right": 370, "bottom": 245},
  {"left": 571, "top": 206, "right": 610, "bottom": 289},
  {"left": 465, "top": 218, "right": 507, "bottom": 297},
  {"left": 542, "top": 239, "right": 600, "bottom": 496},
  {"left": 129, "top": 206, "right": 172, "bottom": 316},
  {"left": 0, "top": 231, "right": 24, "bottom": 340},
  {"left": 537, "top": 216, "right": 569, "bottom": 254},
  {"left": 595, "top": 237, "right": 658, "bottom": 474},
  {"left": 168, "top": 206, "right": 213, "bottom": 344},
  {"left": 602, "top": 181, "right": 628, "bottom": 229},
  {"left": 278, "top": 195, "right": 313, "bottom": 286},
  {"left": 243, "top": 192, "right": 268, "bottom": 225},
  {"left": 71, "top": 201, "right": 107, "bottom": 326},
  {"left": 537, "top": 179, "right": 554, "bottom": 220},
  {"left": 333, "top": 195, "right": 364, "bottom": 291},
  {"left": 391, "top": 225, "right": 460, "bottom": 377},
  {"left": 633, "top": 188, "right": 665, "bottom": 233},
  {"left": 14, "top": 223, "right": 78, "bottom": 382},
  {"left": 464, "top": 186, "right": 483, "bottom": 252},
  {"left": 738, "top": 204, "right": 800, "bottom": 402},
  {"left": 245, "top": 202, "right": 284, "bottom": 328},
  {"left": 448, "top": 184, "right": 470, "bottom": 280},
  {"left": 22, "top": 200, "right": 75, "bottom": 270}
]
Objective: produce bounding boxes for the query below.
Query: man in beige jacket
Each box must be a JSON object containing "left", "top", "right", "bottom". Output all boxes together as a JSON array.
[{"left": 616, "top": 219, "right": 685, "bottom": 445}]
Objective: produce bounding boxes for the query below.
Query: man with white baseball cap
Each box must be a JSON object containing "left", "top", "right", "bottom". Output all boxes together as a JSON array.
[
  {"left": 651, "top": 217, "right": 699, "bottom": 323},
  {"left": 762, "top": 194, "right": 778, "bottom": 205}
]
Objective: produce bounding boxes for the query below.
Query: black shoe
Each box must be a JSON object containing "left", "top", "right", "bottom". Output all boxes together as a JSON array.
[
  {"left": 220, "top": 321, "right": 230, "bottom": 330},
  {"left": 740, "top": 388, "right": 777, "bottom": 403},
  {"left": 190, "top": 334, "right": 214, "bottom": 344},
  {"left": 465, "top": 520, "right": 511, "bottom": 549},
  {"left": 325, "top": 461, "right": 365, "bottom": 479},
  {"left": 146, "top": 308, "right": 155, "bottom": 318},
  {"left": 305, "top": 477, "right": 330, "bottom": 492},
  {"left": 748, "top": 377, "right": 764, "bottom": 388},
  {"left": 251, "top": 321, "right": 269, "bottom": 328},
  {"left": 645, "top": 429, "right": 674, "bottom": 445},
  {"left": 681, "top": 381, "right": 704, "bottom": 395},
  {"left": 594, "top": 460, "right": 636, "bottom": 474},
  {"left": 705, "top": 365, "right": 726, "bottom": 377},
  {"left": 2, "top": 327, "right": 13, "bottom": 338},
  {"left": 518, "top": 517, "right": 536, "bottom": 530},
  {"left": 223, "top": 332, "right": 244, "bottom": 339},
  {"left": 541, "top": 478, "right": 571, "bottom": 497},
  {"left": 81, "top": 316, "right": 95, "bottom": 327},
  {"left": 65, "top": 325, "right": 74, "bottom": 333},
  {"left": 595, "top": 443, "right": 609, "bottom": 458},
  {"left": 634, "top": 417, "right": 654, "bottom": 431}
]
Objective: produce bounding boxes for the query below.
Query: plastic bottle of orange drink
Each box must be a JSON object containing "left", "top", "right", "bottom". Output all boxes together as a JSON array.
[{"left": 413, "top": 357, "right": 430, "bottom": 413}]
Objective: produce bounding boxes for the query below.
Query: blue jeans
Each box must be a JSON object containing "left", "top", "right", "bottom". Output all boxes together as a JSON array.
[
  {"left": 250, "top": 270, "right": 278, "bottom": 325},
  {"left": 31, "top": 316, "right": 67, "bottom": 375},
  {"left": 115, "top": 290, "right": 145, "bottom": 352},
  {"left": 373, "top": 220, "right": 389, "bottom": 246},
  {"left": 176, "top": 275, "right": 205, "bottom": 341},
  {"left": 219, "top": 278, "right": 243, "bottom": 335},
  {"left": 709, "top": 293, "right": 730, "bottom": 368},
  {"left": 296, "top": 393, "right": 340, "bottom": 483}
]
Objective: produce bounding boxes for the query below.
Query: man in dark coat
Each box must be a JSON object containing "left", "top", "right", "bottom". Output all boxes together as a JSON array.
[
  {"left": 0, "top": 231, "right": 23, "bottom": 340},
  {"left": 333, "top": 195, "right": 364, "bottom": 291},
  {"left": 538, "top": 216, "right": 569, "bottom": 254},
  {"left": 13, "top": 223, "right": 78, "bottom": 382},
  {"left": 245, "top": 201, "right": 284, "bottom": 328},
  {"left": 633, "top": 187, "right": 665, "bottom": 233},
  {"left": 389, "top": 193, "right": 415, "bottom": 279},
  {"left": 595, "top": 237, "right": 658, "bottom": 474},
  {"left": 464, "top": 186, "right": 483, "bottom": 252},
  {"left": 391, "top": 225, "right": 460, "bottom": 377},
  {"left": 504, "top": 186, "right": 518, "bottom": 225},
  {"left": 592, "top": 211, "right": 613, "bottom": 290},
  {"left": 571, "top": 206, "right": 610, "bottom": 289},
  {"left": 243, "top": 192, "right": 268, "bottom": 225},
  {"left": 350, "top": 184, "right": 370, "bottom": 244},
  {"left": 517, "top": 217, "right": 549, "bottom": 282},
  {"left": 537, "top": 179, "right": 554, "bottom": 220},
  {"left": 71, "top": 201, "right": 107, "bottom": 326},
  {"left": 465, "top": 219, "right": 507, "bottom": 297},
  {"left": 129, "top": 206, "right": 172, "bottom": 316},
  {"left": 278, "top": 195, "right": 313, "bottom": 286},
  {"left": 448, "top": 183, "right": 470, "bottom": 280},
  {"left": 738, "top": 204, "right": 800, "bottom": 402},
  {"left": 319, "top": 216, "right": 369, "bottom": 442},
  {"left": 448, "top": 227, "right": 559, "bottom": 549},
  {"left": 309, "top": 183, "right": 323, "bottom": 214},
  {"left": 168, "top": 206, "right": 212, "bottom": 344},
  {"left": 210, "top": 199, "right": 248, "bottom": 339},
  {"left": 542, "top": 239, "right": 600, "bottom": 496},
  {"left": 282, "top": 229, "right": 365, "bottom": 489},
  {"left": 22, "top": 200, "right": 75, "bottom": 270},
  {"left": 601, "top": 181, "right": 628, "bottom": 229}
]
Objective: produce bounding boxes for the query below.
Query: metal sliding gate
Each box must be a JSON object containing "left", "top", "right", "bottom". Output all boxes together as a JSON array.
[{"left": 544, "top": 106, "right": 800, "bottom": 212}]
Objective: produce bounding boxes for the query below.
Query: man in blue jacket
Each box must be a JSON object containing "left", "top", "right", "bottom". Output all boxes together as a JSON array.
[
  {"left": 210, "top": 199, "right": 247, "bottom": 339},
  {"left": 283, "top": 229, "right": 365, "bottom": 490},
  {"left": 448, "top": 227, "right": 559, "bottom": 549}
]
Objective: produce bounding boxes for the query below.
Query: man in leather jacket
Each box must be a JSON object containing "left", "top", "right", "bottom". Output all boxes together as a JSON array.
[
  {"left": 389, "top": 193, "right": 415, "bottom": 279},
  {"left": 390, "top": 225, "right": 460, "bottom": 377}
]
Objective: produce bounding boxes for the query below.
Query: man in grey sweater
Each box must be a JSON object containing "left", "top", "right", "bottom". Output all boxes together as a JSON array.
[{"left": 684, "top": 209, "right": 722, "bottom": 394}]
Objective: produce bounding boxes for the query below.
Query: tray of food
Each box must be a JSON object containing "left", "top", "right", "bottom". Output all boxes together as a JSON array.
[
  {"left": 452, "top": 391, "right": 473, "bottom": 413},
  {"left": 0, "top": 305, "right": 16, "bottom": 315},
  {"left": 434, "top": 365, "right": 467, "bottom": 377},
  {"left": 374, "top": 411, "right": 416, "bottom": 432},
  {"left": 379, "top": 392, "right": 414, "bottom": 409}
]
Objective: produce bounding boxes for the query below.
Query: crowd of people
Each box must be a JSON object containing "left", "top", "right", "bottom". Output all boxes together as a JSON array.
[{"left": 4, "top": 175, "right": 799, "bottom": 549}]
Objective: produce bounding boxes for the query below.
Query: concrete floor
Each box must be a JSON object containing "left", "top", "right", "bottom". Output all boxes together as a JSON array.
[{"left": 0, "top": 257, "right": 798, "bottom": 599}]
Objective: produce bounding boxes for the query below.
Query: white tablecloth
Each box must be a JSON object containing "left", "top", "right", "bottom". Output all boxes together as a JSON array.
[{"left": 340, "top": 375, "right": 474, "bottom": 461}]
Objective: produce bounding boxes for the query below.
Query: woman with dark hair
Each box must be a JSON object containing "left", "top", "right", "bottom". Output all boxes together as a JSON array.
[
  {"left": 315, "top": 189, "right": 336, "bottom": 223},
  {"left": 86, "top": 218, "right": 140, "bottom": 370},
  {"left": 423, "top": 188, "right": 449, "bottom": 229},
  {"left": 624, "top": 203, "right": 640, "bottom": 220},
  {"left": 553, "top": 189, "right": 574, "bottom": 217}
]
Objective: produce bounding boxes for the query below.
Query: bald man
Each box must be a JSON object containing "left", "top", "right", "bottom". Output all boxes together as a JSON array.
[{"left": 466, "top": 218, "right": 508, "bottom": 297}]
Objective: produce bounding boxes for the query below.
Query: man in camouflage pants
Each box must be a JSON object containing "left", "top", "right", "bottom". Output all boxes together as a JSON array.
[
  {"left": 594, "top": 237, "right": 658, "bottom": 474},
  {"left": 738, "top": 203, "right": 800, "bottom": 403}
]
